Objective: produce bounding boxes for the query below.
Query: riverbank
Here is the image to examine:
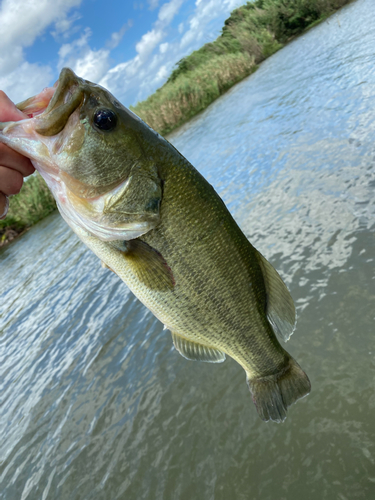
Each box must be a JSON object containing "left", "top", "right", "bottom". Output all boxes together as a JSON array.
[
  {"left": 131, "top": 0, "right": 353, "bottom": 135},
  {"left": 0, "top": 0, "right": 354, "bottom": 247},
  {"left": 0, "top": 173, "right": 55, "bottom": 247}
]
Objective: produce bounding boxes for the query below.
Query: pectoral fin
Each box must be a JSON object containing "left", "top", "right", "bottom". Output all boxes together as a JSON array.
[
  {"left": 255, "top": 250, "right": 296, "bottom": 342},
  {"left": 171, "top": 331, "right": 226, "bottom": 363},
  {"left": 104, "top": 167, "right": 162, "bottom": 221},
  {"left": 113, "top": 239, "right": 175, "bottom": 291}
]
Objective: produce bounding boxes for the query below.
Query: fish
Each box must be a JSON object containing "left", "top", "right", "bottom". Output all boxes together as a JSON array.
[{"left": 0, "top": 68, "right": 310, "bottom": 422}]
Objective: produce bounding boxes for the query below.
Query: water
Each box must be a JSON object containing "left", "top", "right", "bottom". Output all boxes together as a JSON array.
[{"left": 1, "top": 0, "right": 375, "bottom": 498}]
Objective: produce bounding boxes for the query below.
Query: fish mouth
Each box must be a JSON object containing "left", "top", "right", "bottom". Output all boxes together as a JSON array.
[
  {"left": 17, "top": 68, "right": 84, "bottom": 137},
  {"left": 2, "top": 69, "right": 156, "bottom": 241},
  {"left": 13, "top": 68, "right": 124, "bottom": 200}
]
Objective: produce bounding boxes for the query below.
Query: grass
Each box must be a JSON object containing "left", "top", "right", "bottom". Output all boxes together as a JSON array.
[
  {"left": 132, "top": 0, "right": 353, "bottom": 135},
  {"left": 1, "top": 0, "right": 354, "bottom": 246},
  {"left": 133, "top": 52, "right": 257, "bottom": 135},
  {"left": 0, "top": 173, "right": 56, "bottom": 246}
]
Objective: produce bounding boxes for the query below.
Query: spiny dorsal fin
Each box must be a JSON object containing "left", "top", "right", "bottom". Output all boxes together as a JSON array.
[
  {"left": 110, "top": 239, "right": 175, "bottom": 291},
  {"left": 171, "top": 331, "right": 226, "bottom": 363},
  {"left": 255, "top": 250, "right": 296, "bottom": 342}
]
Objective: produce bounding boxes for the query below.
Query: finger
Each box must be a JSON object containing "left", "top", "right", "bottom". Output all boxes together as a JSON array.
[
  {"left": 0, "top": 90, "right": 27, "bottom": 121},
  {"left": 0, "top": 166, "right": 23, "bottom": 195},
  {"left": 0, "top": 143, "right": 34, "bottom": 176},
  {"left": 0, "top": 192, "right": 9, "bottom": 219}
]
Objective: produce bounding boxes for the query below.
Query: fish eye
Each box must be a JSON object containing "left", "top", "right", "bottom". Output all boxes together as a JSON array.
[{"left": 93, "top": 109, "right": 117, "bottom": 131}]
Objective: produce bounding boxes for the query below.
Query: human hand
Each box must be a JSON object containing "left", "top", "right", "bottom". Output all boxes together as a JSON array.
[{"left": 0, "top": 91, "right": 35, "bottom": 219}]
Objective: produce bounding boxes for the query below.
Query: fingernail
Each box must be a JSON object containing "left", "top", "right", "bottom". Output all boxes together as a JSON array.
[{"left": 0, "top": 194, "right": 9, "bottom": 219}]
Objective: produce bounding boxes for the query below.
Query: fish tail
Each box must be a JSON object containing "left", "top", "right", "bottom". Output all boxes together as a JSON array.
[{"left": 246, "top": 357, "right": 311, "bottom": 423}]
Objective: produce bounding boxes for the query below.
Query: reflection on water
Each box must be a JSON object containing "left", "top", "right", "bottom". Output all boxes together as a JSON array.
[{"left": 1, "top": 0, "right": 375, "bottom": 498}]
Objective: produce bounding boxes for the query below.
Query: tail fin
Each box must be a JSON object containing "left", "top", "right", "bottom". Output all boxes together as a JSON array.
[{"left": 247, "top": 358, "right": 311, "bottom": 423}]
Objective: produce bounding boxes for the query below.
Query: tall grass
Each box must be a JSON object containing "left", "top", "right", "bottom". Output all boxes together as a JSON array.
[
  {"left": 132, "top": 0, "right": 353, "bottom": 135},
  {"left": 0, "top": 173, "right": 56, "bottom": 246},
  {"left": 133, "top": 52, "right": 256, "bottom": 135}
]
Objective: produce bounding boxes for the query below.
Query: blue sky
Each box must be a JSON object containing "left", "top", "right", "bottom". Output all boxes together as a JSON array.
[{"left": 0, "top": 0, "right": 244, "bottom": 107}]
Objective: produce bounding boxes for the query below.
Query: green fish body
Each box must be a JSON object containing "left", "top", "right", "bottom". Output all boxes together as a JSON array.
[{"left": 0, "top": 68, "right": 310, "bottom": 422}]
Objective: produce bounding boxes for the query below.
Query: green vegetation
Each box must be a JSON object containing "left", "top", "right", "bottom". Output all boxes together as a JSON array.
[
  {"left": 132, "top": 0, "right": 352, "bottom": 135},
  {"left": 1, "top": 0, "right": 353, "bottom": 246},
  {"left": 0, "top": 173, "right": 56, "bottom": 246},
  {"left": 132, "top": 52, "right": 256, "bottom": 136}
]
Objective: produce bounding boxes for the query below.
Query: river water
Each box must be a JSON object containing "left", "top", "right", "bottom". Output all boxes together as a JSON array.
[{"left": 1, "top": 0, "right": 375, "bottom": 498}]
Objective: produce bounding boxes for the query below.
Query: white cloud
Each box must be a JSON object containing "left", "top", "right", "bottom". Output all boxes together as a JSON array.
[
  {"left": 135, "top": 0, "right": 183, "bottom": 60},
  {"left": 0, "top": 46, "right": 23, "bottom": 76},
  {"left": 159, "top": 42, "right": 169, "bottom": 54},
  {"left": 155, "top": 65, "right": 169, "bottom": 81},
  {"left": 148, "top": 0, "right": 160, "bottom": 9},
  {"left": 0, "top": 0, "right": 82, "bottom": 74},
  {"left": 100, "top": 0, "right": 185, "bottom": 103},
  {"left": 0, "top": 62, "right": 53, "bottom": 103},
  {"left": 100, "top": 1, "right": 183, "bottom": 97},
  {"left": 158, "top": 0, "right": 183, "bottom": 24},
  {"left": 63, "top": 1, "right": 183, "bottom": 95},
  {"left": 0, "top": 0, "right": 245, "bottom": 108},
  {"left": 51, "top": 11, "right": 81, "bottom": 40},
  {"left": 107, "top": 20, "right": 134, "bottom": 50},
  {"left": 108, "top": 0, "right": 243, "bottom": 105},
  {"left": 73, "top": 50, "right": 111, "bottom": 83},
  {"left": 180, "top": 0, "right": 240, "bottom": 49},
  {"left": 136, "top": 29, "right": 165, "bottom": 60},
  {"left": 58, "top": 29, "right": 110, "bottom": 83},
  {"left": 0, "top": 0, "right": 82, "bottom": 101}
]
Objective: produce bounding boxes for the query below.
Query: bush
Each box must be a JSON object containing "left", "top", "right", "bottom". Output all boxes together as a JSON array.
[
  {"left": 132, "top": 52, "right": 256, "bottom": 135},
  {"left": 0, "top": 173, "right": 56, "bottom": 245},
  {"left": 133, "top": 0, "right": 352, "bottom": 134}
]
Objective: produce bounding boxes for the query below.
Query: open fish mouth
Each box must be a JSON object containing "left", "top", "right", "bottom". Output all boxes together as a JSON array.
[
  {"left": 17, "top": 68, "right": 84, "bottom": 137},
  {"left": 0, "top": 68, "right": 86, "bottom": 177},
  {"left": 0, "top": 68, "right": 160, "bottom": 242},
  {"left": 16, "top": 85, "right": 57, "bottom": 118}
]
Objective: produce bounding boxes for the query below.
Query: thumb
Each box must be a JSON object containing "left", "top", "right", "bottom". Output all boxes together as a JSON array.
[{"left": 0, "top": 90, "right": 28, "bottom": 122}]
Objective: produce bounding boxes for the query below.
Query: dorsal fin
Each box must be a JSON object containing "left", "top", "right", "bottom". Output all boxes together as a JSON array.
[
  {"left": 255, "top": 250, "right": 296, "bottom": 342},
  {"left": 171, "top": 331, "right": 226, "bottom": 363}
]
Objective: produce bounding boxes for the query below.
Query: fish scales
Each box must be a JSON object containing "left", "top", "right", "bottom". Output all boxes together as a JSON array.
[
  {"left": 148, "top": 151, "right": 282, "bottom": 365},
  {"left": 0, "top": 68, "right": 310, "bottom": 422},
  {"left": 72, "top": 124, "right": 299, "bottom": 408}
]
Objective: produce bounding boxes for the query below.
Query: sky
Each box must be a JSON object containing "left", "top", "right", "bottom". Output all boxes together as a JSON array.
[{"left": 0, "top": 0, "right": 244, "bottom": 107}]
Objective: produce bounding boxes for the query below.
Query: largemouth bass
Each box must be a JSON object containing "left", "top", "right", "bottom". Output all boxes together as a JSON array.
[{"left": 0, "top": 68, "right": 310, "bottom": 422}]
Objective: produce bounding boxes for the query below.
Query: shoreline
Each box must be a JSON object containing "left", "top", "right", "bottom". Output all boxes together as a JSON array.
[
  {"left": 131, "top": 0, "right": 354, "bottom": 136},
  {"left": 0, "top": 0, "right": 355, "bottom": 248},
  {"left": 0, "top": 225, "right": 30, "bottom": 248},
  {"left": 0, "top": 173, "right": 56, "bottom": 248}
]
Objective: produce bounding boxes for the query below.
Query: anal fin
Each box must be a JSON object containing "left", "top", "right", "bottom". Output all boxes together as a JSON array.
[{"left": 171, "top": 331, "right": 226, "bottom": 363}]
